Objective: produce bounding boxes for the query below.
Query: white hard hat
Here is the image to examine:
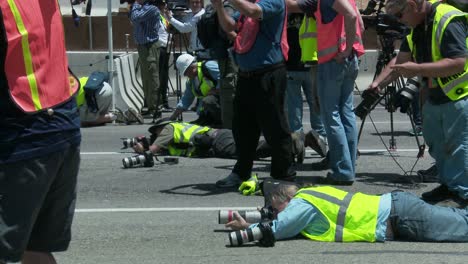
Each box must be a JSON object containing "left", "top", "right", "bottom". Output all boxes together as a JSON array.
[{"left": 176, "top": 53, "right": 195, "bottom": 75}]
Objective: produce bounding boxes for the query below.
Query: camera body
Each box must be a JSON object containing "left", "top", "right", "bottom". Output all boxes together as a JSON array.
[
  {"left": 355, "top": 88, "right": 381, "bottom": 119},
  {"left": 394, "top": 77, "right": 420, "bottom": 113}
]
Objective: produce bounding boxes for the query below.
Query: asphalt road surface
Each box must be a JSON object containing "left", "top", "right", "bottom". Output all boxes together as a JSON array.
[{"left": 55, "top": 76, "right": 467, "bottom": 263}]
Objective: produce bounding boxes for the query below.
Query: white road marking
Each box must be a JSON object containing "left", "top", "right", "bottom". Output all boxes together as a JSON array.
[{"left": 76, "top": 207, "right": 257, "bottom": 213}]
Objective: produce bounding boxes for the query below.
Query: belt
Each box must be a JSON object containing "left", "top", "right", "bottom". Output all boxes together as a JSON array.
[{"left": 238, "top": 62, "right": 285, "bottom": 78}]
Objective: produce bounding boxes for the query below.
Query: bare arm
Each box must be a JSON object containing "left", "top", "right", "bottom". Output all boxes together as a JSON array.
[
  {"left": 369, "top": 51, "right": 412, "bottom": 90},
  {"left": 212, "top": 0, "right": 237, "bottom": 32},
  {"left": 286, "top": 0, "right": 304, "bottom": 13},
  {"left": 229, "top": 0, "right": 263, "bottom": 19},
  {"left": 332, "top": 0, "right": 357, "bottom": 55},
  {"left": 391, "top": 57, "right": 467, "bottom": 79}
]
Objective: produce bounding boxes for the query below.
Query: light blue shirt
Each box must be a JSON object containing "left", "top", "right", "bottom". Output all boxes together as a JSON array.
[
  {"left": 250, "top": 193, "right": 392, "bottom": 242},
  {"left": 176, "top": 60, "right": 220, "bottom": 111}
]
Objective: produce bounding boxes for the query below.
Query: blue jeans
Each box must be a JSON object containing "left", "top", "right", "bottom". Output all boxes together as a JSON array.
[
  {"left": 422, "top": 97, "right": 468, "bottom": 199},
  {"left": 390, "top": 191, "right": 468, "bottom": 242},
  {"left": 286, "top": 68, "right": 326, "bottom": 136},
  {"left": 317, "top": 56, "right": 359, "bottom": 181}
]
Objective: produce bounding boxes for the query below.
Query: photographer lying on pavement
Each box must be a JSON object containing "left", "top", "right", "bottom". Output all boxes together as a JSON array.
[
  {"left": 224, "top": 183, "right": 468, "bottom": 246},
  {"left": 131, "top": 118, "right": 272, "bottom": 159}
]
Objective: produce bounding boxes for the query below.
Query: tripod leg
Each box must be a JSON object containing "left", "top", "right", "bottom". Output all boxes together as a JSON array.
[
  {"left": 357, "top": 115, "right": 367, "bottom": 156},
  {"left": 407, "top": 107, "right": 426, "bottom": 158}
]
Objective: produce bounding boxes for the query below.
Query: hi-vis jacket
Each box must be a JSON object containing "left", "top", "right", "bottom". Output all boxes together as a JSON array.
[
  {"left": 0, "top": 0, "right": 78, "bottom": 113},
  {"left": 314, "top": 0, "right": 365, "bottom": 64},
  {"left": 299, "top": 16, "right": 318, "bottom": 63},
  {"left": 189, "top": 62, "right": 216, "bottom": 98},
  {"left": 168, "top": 122, "right": 211, "bottom": 157},
  {"left": 295, "top": 186, "right": 381, "bottom": 242},
  {"left": 406, "top": 1, "right": 468, "bottom": 101}
]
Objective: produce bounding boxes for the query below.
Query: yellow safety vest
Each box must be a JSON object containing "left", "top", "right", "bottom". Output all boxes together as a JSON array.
[
  {"left": 0, "top": 0, "right": 78, "bottom": 113},
  {"left": 299, "top": 16, "right": 318, "bottom": 63},
  {"left": 190, "top": 62, "right": 216, "bottom": 98},
  {"left": 168, "top": 122, "right": 211, "bottom": 157},
  {"left": 295, "top": 186, "right": 381, "bottom": 242},
  {"left": 406, "top": 2, "right": 468, "bottom": 101},
  {"left": 76, "top": 77, "right": 88, "bottom": 107}
]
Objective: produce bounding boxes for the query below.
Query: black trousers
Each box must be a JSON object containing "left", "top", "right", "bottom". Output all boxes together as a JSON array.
[
  {"left": 232, "top": 65, "right": 293, "bottom": 181},
  {"left": 159, "top": 47, "right": 170, "bottom": 106}
]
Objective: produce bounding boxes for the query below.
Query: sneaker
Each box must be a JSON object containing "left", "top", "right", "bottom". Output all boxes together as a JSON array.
[
  {"left": 125, "top": 107, "right": 144, "bottom": 124},
  {"left": 417, "top": 164, "right": 439, "bottom": 183},
  {"left": 215, "top": 172, "right": 242, "bottom": 188},
  {"left": 421, "top": 184, "right": 451, "bottom": 202},
  {"left": 160, "top": 105, "right": 174, "bottom": 113},
  {"left": 409, "top": 126, "right": 423, "bottom": 136},
  {"left": 305, "top": 130, "right": 328, "bottom": 157},
  {"left": 113, "top": 108, "right": 128, "bottom": 123}
]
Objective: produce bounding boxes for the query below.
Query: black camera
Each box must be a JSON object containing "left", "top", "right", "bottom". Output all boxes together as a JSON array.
[
  {"left": 122, "top": 151, "right": 154, "bottom": 168},
  {"left": 394, "top": 77, "right": 420, "bottom": 113},
  {"left": 355, "top": 88, "right": 382, "bottom": 119},
  {"left": 121, "top": 136, "right": 150, "bottom": 150}
]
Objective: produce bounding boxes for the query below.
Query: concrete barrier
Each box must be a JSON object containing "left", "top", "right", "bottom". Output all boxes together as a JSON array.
[{"left": 113, "top": 53, "right": 145, "bottom": 112}]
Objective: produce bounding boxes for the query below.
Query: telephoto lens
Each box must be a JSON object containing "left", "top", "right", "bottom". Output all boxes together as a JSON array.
[
  {"left": 122, "top": 151, "right": 154, "bottom": 168},
  {"left": 122, "top": 137, "right": 139, "bottom": 149},
  {"left": 355, "top": 88, "right": 381, "bottom": 119},
  {"left": 228, "top": 226, "right": 263, "bottom": 246},
  {"left": 218, "top": 210, "right": 262, "bottom": 224}
]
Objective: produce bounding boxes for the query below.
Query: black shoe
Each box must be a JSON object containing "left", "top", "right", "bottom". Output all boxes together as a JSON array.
[
  {"left": 309, "top": 156, "right": 329, "bottom": 171},
  {"left": 421, "top": 184, "right": 451, "bottom": 202},
  {"left": 160, "top": 105, "right": 174, "bottom": 113},
  {"left": 152, "top": 111, "right": 162, "bottom": 123},
  {"left": 417, "top": 164, "right": 439, "bottom": 183},
  {"left": 319, "top": 173, "right": 354, "bottom": 186}
]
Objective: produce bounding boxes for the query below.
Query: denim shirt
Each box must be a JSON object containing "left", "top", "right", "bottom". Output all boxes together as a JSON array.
[{"left": 130, "top": 2, "right": 160, "bottom": 45}]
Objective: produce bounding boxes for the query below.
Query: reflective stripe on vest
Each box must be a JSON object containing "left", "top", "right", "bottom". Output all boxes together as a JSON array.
[
  {"left": 299, "top": 16, "right": 318, "bottom": 63},
  {"left": 432, "top": 4, "right": 468, "bottom": 100},
  {"left": 295, "top": 186, "right": 380, "bottom": 242},
  {"left": 315, "top": 0, "right": 365, "bottom": 64},
  {"left": 170, "top": 122, "right": 211, "bottom": 144},
  {"left": 1, "top": 0, "right": 78, "bottom": 112},
  {"left": 190, "top": 62, "right": 215, "bottom": 98}
]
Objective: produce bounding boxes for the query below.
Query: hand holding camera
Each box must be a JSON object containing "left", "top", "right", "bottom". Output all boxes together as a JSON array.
[{"left": 393, "top": 77, "right": 420, "bottom": 114}]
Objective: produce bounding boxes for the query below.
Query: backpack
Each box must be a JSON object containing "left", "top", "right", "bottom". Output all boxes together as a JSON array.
[
  {"left": 84, "top": 71, "right": 108, "bottom": 113},
  {"left": 197, "top": 2, "right": 234, "bottom": 49}
]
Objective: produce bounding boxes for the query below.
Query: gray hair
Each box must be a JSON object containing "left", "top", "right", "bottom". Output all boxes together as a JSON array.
[
  {"left": 270, "top": 184, "right": 299, "bottom": 205},
  {"left": 386, "top": 0, "right": 425, "bottom": 13}
]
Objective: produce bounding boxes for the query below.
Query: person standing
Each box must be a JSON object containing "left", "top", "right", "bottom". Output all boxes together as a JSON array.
[
  {"left": 156, "top": 0, "right": 173, "bottom": 111},
  {"left": 130, "top": 0, "right": 161, "bottom": 118},
  {"left": 289, "top": 0, "right": 365, "bottom": 185},
  {"left": 213, "top": 0, "right": 295, "bottom": 188},
  {"left": 0, "top": 1, "right": 81, "bottom": 263},
  {"left": 369, "top": 0, "right": 468, "bottom": 208},
  {"left": 163, "top": 0, "right": 205, "bottom": 53}
]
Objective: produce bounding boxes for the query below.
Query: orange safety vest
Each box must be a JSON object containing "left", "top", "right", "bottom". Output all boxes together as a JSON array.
[
  {"left": 314, "top": 0, "right": 364, "bottom": 64},
  {"left": 0, "top": 0, "right": 78, "bottom": 113}
]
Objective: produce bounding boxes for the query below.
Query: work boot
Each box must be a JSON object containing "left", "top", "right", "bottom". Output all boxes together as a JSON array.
[
  {"left": 126, "top": 107, "right": 144, "bottom": 124},
  {"left": 421, "top": 184, "right": 452, "bottom": 203},
  {"left": 309, "top": 154, "right": 330, "bottom": 171},
  {"left": 291, "top": 131, "right": 305, "bottom": 164},
  {"left": 319, "top": 172, "right": 354, "bottom": 186},
  {"left": 215, "top": 172, "right": 242, "bottom": 188},
  {"left": 305, "top": 130, "right": 328, "bottom": 157},
  {"left": 417, "top": 164, "right": 438, "bottom": 183}
]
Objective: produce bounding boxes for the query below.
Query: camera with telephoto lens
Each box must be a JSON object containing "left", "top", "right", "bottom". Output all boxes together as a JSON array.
[
  {"left": 218, "top": 207, "right": 274, "bottom": 224},
  {"left": 121, "top": 136, "right": 150, "bottom": 150},
  {"left": 228, "top": 222, "right": 275, "bottom": 247},
  {"left": 355, "top": 88, "right": 381, "bottom": 119},
  {"left": 122, "top": 151, "right": 154, "bottom": 168},
  {"left": 394, "top": 77, "right": 420, "bottom": 113}
]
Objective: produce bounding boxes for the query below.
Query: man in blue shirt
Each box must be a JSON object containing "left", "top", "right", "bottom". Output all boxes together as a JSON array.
[
  {"left": 225, "top": 184, "right": 468, "bottom": 243},
  {"left": 212, "top": 0, "right": 295, "bottom": 188},
  {"left": 130, "top": 0, "right": 161, "bottom": 118}
]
